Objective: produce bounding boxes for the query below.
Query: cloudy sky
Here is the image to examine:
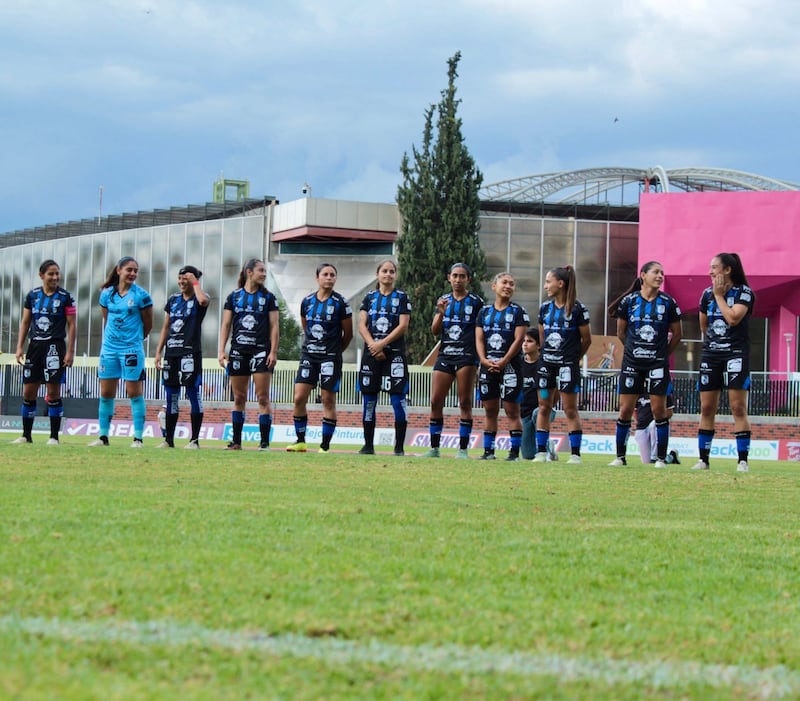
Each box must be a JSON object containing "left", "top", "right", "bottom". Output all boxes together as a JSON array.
[{"left": 1, "top": 0, "right": 798, "bottom": 232}]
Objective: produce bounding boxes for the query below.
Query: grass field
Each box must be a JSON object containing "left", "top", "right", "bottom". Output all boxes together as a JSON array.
[{"left": 2, "top": 438, "right": 799, "bottom": 700}]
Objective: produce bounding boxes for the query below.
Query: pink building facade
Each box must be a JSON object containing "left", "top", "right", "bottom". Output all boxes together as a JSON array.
[{"left": 639, "top": 191, "right": 800, "bottom": 374}]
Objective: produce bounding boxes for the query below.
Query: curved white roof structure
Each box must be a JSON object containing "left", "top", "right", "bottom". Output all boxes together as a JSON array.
[{"left": 480, "top": 167, "right": 800, "bottom": 206}]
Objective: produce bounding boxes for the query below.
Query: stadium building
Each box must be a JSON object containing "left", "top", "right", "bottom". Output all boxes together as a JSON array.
[{"left": 1, "top": 169, "right": 797, "bottom": 376}]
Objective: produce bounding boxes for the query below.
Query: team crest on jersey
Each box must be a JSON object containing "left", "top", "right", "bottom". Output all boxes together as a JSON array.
[
  {"left": 465, "top": 305, "right": 473, "bottom": 316},
  {"left": 638, "top": 325, "right": 656, "bottom": 342},
  {"left": 657, "top": 304, "right": 665, "bottom": 315},
  {"left": 187, "top": 300, "right": 194, "bottom": 310},
  {"left": 505, "top": 313, "right": 514, "bottom": 323},
  {"left": 310, "top": 323, "right": 325, "bottom": 340},
  {"left": 241, "top": 315, "right": 256, "bottom": 330},
  {"left": 727, "top": 297, "right": 735, "bottom": 307},
  {"left": 391, "top": 298, "right": 399, "bottom": 309},
  {"left": 326, "top": 305, "right": 334, "bottom": 316}
]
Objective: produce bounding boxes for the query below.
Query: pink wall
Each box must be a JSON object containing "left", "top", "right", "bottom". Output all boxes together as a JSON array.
[{"left": 639, "top": 191, "right": 800, "bottom": 373}]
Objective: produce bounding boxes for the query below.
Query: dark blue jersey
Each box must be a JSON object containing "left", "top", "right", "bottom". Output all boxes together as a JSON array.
[
  {"left": 359, "top": 288, "right": 412, "bottom": 353},
  {"left": 24, "top": 286, "right": 76, "bottom": 342},
  {"left": 438, "top": 291, "right": 484, "bottom": 361},
  {"left": 538, "top": 299, "right": 591, "bottom": 365},
  {"left": 700, "top": 284, "right": 754, "bottom": 355},
  {"left": 163, "top": 292, "right": 208, "bottom": 356},
  {"left": 478, "top": 302, "right": 530, "bottom": 360},
  {"left": 224, "top": 287, "right": 279, "bottom": 353},
  {"left": 300, "top": 290, "right": 352, "bottom": 357},
  {"left": 617, "top": 291, "right": 681, "bottom": 366}
]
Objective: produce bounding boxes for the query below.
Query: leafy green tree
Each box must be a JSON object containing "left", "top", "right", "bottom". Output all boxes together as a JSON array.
[
  {"left": 277, "top": 298, "right": 302, "bottom": 360},
  {"left": 396, "top": 51, "right": 486, "bottom": 364}
]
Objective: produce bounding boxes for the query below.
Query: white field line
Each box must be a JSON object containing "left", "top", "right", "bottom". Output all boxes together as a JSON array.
[{"left": 2, "top": 615, "right": 799, "bottom": 699}]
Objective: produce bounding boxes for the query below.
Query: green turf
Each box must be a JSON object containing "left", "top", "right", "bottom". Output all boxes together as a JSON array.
[{"left": 1, "top": 439, "right": 799, "bottom": 699}]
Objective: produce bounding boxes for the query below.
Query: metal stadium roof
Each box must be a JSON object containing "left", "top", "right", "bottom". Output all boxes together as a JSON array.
[{"left": 479, "top": 167, "right": 800, "bottom": 206}]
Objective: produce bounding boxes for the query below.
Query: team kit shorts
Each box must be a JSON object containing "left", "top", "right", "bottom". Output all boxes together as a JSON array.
[
  {"left": 617, "top": 363, "right": 672, "bottom": 396},
  {"left": 358, "top": 350, "right": 409, "bottom": 396},
  {"left": 294, "top": 354, "right": 343, "bottom": 392},
  {"left": 433, "top": 355, "right": 478, "bottom": 375},
  {"left": 98, "top": 346, "right": 146, "bottom": 382},
  {"left": 478, "top": 358, "right": 523, "bottom": 402},
  {"left": 698, "top": 353, "right": 751, "bottom": 391},
  {"left": 22, "top": 340, "right": 67, "bottom": 385},
  {"left": 161, "top": 352, "right": 204, "bottom": 388},
  {"left": 536, "top": 360, "right": 582, "bottom": 394},
  {"left": 227, "top": 347, "right": 274, "bottom": 377}
]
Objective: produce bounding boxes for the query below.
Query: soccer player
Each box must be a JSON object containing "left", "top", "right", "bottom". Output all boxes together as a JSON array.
[
  {"left": 217, "top": 258, "right": 279, "bottom": 450},
  {"left": 534, "top": 265, "right": 591, "bottom": 464},
  {"left": 90, "top": 256, "right": 153, "bottom": 447},
  {"left": 154, "top": 265, "right": 209, "bottom": 449},
  {"left": 607, "top": 260, "right": 682, "bottom": 468},
  {"left": 475, "top": 272, "right": 529, "bottom": 461},
  {"left": 357, "top": 260, "right": 412, "bottom": 456},
  {"left": 13, "top": 260, "right": 76, "bottom": 445},
  {"left": 693, "top": 252, "right": 755, "bottom": 472},
  {"left": 287, "top": 263, "right": 353, "bottom": 453},
  {"left": 423, "top": 262, "right": 484, "bottom": 459}
]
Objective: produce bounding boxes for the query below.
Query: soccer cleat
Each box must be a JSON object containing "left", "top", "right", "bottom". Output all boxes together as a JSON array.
[
  {"left": 691, "top": 460, "right": 709, "bottom": 470},
  {"left": 653, "top": 459, "right": 667, "bottom": 469},
  {"left": 422, "top": 447, "right": 440, "bottom": 458},
  {"left": 156, "top": 440, "right": 174, "bottom": 449},
  {"left": 608, "top": 457, "right": 627, "bottom": 467},
  {"left": 393, "top": 449, "right": 405, "bottom": 457},
  {"left": 479, "top": 451, "right": 496, "bottom": 461},
  {"left": 258, "top": 442, "right": 270, "bottom": 451},
  {"left": 547, "top": 439, "right": 558, "bottom": 461},
  {"left": 531, "top": 452, "right": 548, "bottom": 463},
  {"left": 88, "top": 436, "right": 109, "bottom": 447},
  {"left": 455, "top": 449, "right": 469, "bottom": 459},
  {"left": 225, "top": 442, "right": 242, "bottom": 451},
  {"left": 358, "top": 446, "right": 375, "bottom": 455},
  {"left": 184, "top": 440, "right": 200, "bottom": 450},
  {"left": 46, "top": 438, "right": 60, "bottom": 446},
  {"left": 505, "top": 454, "right": 520, "bottom": 462},
  {"left": 668, "top": 449, "right": 681, "bottom": 465},
  {"left": 737, "top": 461, "right": 750, "bottom": 473},
  {"left": 286, "top": 441, "right": 307, "bottom": 453},
  {"left": 11, "top": 436, "right": 32, "bottom": 444},
  {"left": 566, "top": 454, "right": 582, "bottom": 465},
  {"left": 130, "top": 439, "right": 144, "bottom": 448},
  {"left": 318, "top": 447, "right": 330, "bottom": 454}
]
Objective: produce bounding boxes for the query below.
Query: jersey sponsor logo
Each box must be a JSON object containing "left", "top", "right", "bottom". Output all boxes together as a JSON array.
[
  {"left": 545, "top": 332, "right": 562, "bottom": 349},
  {"left": 488, "top": 333, "right": 504, "bottom": 351},
  {"left": 375, "top": 316, "right": 390, "bottom": 334},
  {"left": 35, "top": 317, "right": 52, "bottom": 333},
  {"left": 321, "top": 361, "right": 334, "bottom": 377},
  {"left": 442, "top": 345, "right": 464, "bottom": 355},
  {"left": 447, "top": 325, "right": 463, "bottom": 341},
  {"left": 633, "top": 348, "right": 656, "bottom": 359},
  {"left": 638, "top": 325, "right": 656, "bottom": 342},
  {"left": 241, "top": 314, "right": 256, "bottom": 331},
  {"left": 310, "top": 323, "right": 325, "bottom": 340},
  {"left": 234, "top": 334, "right": 256, "bottom": 345},
  {"left": 166, "top": 338, "right": 184, "bottom": 348},
  {"left": 170, "top": 319, "right": 185, "bottom": 333}
]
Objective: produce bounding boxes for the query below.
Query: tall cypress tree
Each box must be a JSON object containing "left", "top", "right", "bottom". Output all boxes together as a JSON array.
[{"left": 396, "top": 51, "right": 485, "bottom": 364}]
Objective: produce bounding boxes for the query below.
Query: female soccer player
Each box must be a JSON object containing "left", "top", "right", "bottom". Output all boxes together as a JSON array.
[
  {"left": 357, "top": 259, "right": 411, "bottom": 456},
  {"left": 154, "top": 265, "right": 209, "bottom": 449},
  {"left": 607, "top": 260, "right": 682, "bottom": 468},
  {"left": 13, "top": 260, "right": 76, "bottom": 445},
  {"left": 217, "top": 258, "right": 279, "bottom": 450},
  {"left": 475, "top": 272, "right": 529, "bottom": 461},
  {"left": 423, "top": 262, "right": 484, "bottom": 459},
  {"left": 287, "top": 262, "right": 353, "bottom": 453},
  {"left": 534, "top": 265, "right": 591, "bottom": 464},
  {"left": 90, "top": 256, "right": 153, "bottom": 447},
  {"left": 693, "top": 252, "right": 755, "bottom": 472}
]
